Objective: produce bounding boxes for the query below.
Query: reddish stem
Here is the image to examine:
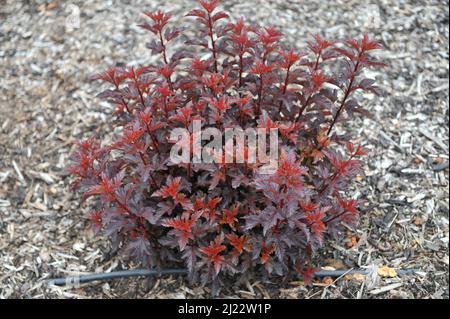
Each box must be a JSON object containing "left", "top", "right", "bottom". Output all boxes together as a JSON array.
[
  {"left": 139, "top": 151, "right": 147, "bottom": 165},
  {"left": 112, "top": 193, "right": 133, "bottom": 216},
  {"left": 256, "top": 74, "right": 264, "bottom": 116},
  {"left": 139, "top": 151, "right": 158, "bottom": 185},
  {"left": 327, "top": 53, "right": 362, "bottom": 136},
  {"left": 313, "top": 51, "right": 322, "bottom": 71},
  {"left": 144, "top": 123, "right": 161, "bottom": 154},
  {"left": 318, "top": 153, "right": 356, "bottom": 196},
  {"left": 278, "top": 65, "right": 291, "bottom": 113},
  {"left": 158, "top": 29, "right": 174, "bottom": 90},
  {"left": 238, "top": 53, "right": 244, "bottom": 88},
  {"left": 296, "top": 51, "right": 322, "bottom": 122},
  {"left": 114, "top": 83, "right": 132, "bottom": 114},
  {"left": 207, "top": 14, "right": 218, "bottom": 73},
  {"left": 135, "top": 80, "right": 146, "bottom": 108},
  {"left": 324, "top": 210, "right": 348, "bottom": 225},
  {"left": 296, "top": 94, "right": 311, "bottom": 120},
  {"left": 159, "top": 31, "right": 169, "bottom": 65},
  {"left": 163, "top": 97, "right": 169, "bottom": 118}
]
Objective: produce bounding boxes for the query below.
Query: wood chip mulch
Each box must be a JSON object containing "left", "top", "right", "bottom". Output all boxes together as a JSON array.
[{"left": 0, "top": 0, "right": 448, "bottom": 298}]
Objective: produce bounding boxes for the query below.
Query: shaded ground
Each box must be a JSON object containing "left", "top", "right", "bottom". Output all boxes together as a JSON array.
[{"left": 0, "top": 0, "right": 448, "bottom": 298}]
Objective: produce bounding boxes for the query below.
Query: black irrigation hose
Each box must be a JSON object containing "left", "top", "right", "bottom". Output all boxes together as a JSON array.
[
  {"left": 48, "top": 269, "right": 188, "bottom": 286},
  {"left": 47, "top": 268, "right": 420, "bottom": 286}
]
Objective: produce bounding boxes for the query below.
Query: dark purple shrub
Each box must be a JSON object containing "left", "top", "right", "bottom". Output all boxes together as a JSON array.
[{"left": 69, "top": 0, "right": 384, "bottom": 294}]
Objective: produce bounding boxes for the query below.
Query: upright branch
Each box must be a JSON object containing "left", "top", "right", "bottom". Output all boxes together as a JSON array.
[
  {"left": 327, "top": 35, "right": 385, "bottom": 135},
  {"left": 256, "top": 26, "right": 283, "bottom": 63},
  {"left": 278, "top": 50, "right": 301, "bottom": 113},
  {"left": 207, "top": 13, "right": 219, "bottom": 73},
  {"left": 187, "top": 0, "right": 229, "bottom": 74},
  {"left": 296, "top": 35, "right": 335, "bottom": 120},
  {"left": 229, "top": 18, "right": 256, "bottom": 88},
  {"left": 91, "top": 67, "right": 131, "bottom": 114},
  {"left": 250, "top": 60, "right": 273, "bottom": 117},
  {"left": 327, "top": 54, "right": 361, "bottom": 136},
  {"left": 159, "top": 30, "right": 169, "bottom": 65},
  {"left": 140, "top": 10, "right": 179, "bottom": 88}
]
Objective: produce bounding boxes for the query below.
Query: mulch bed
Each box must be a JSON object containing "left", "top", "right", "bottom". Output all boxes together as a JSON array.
[{"left": 0, "top": 0, "right": 448, "bottom": 298}]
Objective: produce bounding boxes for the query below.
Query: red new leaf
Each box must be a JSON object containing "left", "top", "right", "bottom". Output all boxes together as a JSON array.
[
  {"left": 152, "top": 177, "right": 182, "bottom": 200},
  {"left": 226, "top": 233, "right": 247, "bottom": 255},
  {"left": 199, "top": 237, "right": 226, "bottom": 275},
  {"left": 219, "top": 205, "right": 239, "bottom": 229}
]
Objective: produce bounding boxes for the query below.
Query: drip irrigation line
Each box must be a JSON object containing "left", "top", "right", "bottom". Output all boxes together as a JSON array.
[
  {"left": 48, "top": 269, "right": 187, "bottom": 286},
  {"left": 47, "top": 268, "right": 420, "bottom": 286}
]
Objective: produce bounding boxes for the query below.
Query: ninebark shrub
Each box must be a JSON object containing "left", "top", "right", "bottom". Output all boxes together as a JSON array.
[{"left": 69, "top": 0, "right": 384, "bottom": 293}]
